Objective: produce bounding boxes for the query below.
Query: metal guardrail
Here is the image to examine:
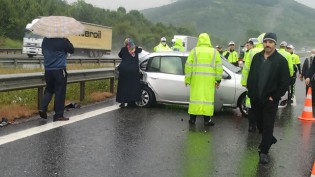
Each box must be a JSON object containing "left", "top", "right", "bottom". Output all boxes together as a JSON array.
[
  {"left": 0, "top": 57, "right": 121, "bottom": 68},
  {"left": 0, "top": 68, "right": 116, "bottom": 109},
  {"left": 0, "top": 48, "right": 22, "bottom": 54}
]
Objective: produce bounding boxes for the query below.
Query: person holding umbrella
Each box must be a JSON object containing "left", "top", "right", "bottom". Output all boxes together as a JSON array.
[{"left": 31, "top": 16, "right": 83, "bottom": 121}]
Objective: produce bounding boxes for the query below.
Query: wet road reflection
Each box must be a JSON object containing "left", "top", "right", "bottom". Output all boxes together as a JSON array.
[{"left": 0, "top": 81, "right": 314, "bottom": 177}]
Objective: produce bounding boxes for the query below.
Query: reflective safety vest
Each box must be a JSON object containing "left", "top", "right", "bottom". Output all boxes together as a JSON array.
[
  {"left": 291, "top": 53, "right": 301, "bottom": 65},
  {"left": 278, "top": 48, "right": 294, "bottom": 77},
  {"left": 172, "top": 38, "right": 185, "bottom": 52},
  {"left": 241, "top": 45, "right": 263, "bottom": 108},
  {"left": 223, "top": 50, "right": 239, "bottom": 63},
  {"left": 153, "top": 43, "right": 171, "bottom": 52},
  {"left": 241, "top": 46, "right": 264, "bottom": 86},
  {"left": 185, "top": 47, "right": 223, "bottom": 116}
]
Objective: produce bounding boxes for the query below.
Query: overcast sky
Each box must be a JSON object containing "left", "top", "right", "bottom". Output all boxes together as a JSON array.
[{"left": 66, "top": 0, "right": 315, "bottom": 10}]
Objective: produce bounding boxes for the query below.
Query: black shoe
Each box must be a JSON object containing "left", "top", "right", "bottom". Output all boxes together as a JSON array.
[
  {"left": 272, "top": 136, "right": 277, "bottom": 145},
  {"left": 53, "top": 117, "right": 69, "bottom": 122},
  {"left": 259, "top": 153, "right": 269, "bottom": 164},
  {"left": 248, "top": 125, "right": 256, "bottom": 132},
  {"left": 204, "top": 121, "right": 215, "bottom": 126},
  {"left": 258, "top": 137, "right": 277, "bottom": 150},
  {"left": 39, "top": 110, "right": 47, "bottom": 119},
  {"left": 119, "top": 103, "right": 127, "bottom": 108}
]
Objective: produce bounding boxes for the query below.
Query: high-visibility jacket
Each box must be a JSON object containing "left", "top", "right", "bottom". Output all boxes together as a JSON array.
[
  {"left": 172, "top": 38, "right": 185, "bottom": 52},
  {"left": 278, "top": 48, "right": 294, "bottom": 77},
  {"left": 185, "top": 33, "right": 223, "bottom": 116},
  {"left": 241, "top": 44, "right": 264, "bottom": 86},
  {"left": 223, "top": 50, "right": 238, "bottom": 63},
  {"left": 153, "top": 43, "right": 171, "bottom": 52},
  {"left": 291, "top": 53, "right": 301, "bottom": 75},
  {"left": 291, "top": 53, "right": 301, "bottom": 65}
]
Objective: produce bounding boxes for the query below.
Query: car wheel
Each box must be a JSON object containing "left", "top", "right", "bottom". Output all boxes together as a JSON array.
[
  {"left": 135, "top": 86, "right": 155, "bottom": 108},
  {"left": 238, "top": 93, "right": 249, "bottom": 117},
  {"left": 27, "top": 54, "right": 34, "bottom": 58}
]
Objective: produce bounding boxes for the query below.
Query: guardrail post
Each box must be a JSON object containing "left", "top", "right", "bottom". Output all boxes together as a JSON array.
[
  {"left": 14, "top": 58, "right": 18, "bottom": 68},
  {"left": 80, "top": 81, "right": 85, "bottom": 101},
  {"left": 37, "top": 87, "right": 44, "bottom": 110},
  {"left": 110, "top": 78, "right": 114, "bottom": 93},
  {"left": 39, "top": 59, "right": 42, "bottom": 69}
]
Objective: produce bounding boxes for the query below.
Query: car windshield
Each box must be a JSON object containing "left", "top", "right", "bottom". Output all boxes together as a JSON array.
[{"left": 221, "top": 56, "right": 241, "bottom": 73}]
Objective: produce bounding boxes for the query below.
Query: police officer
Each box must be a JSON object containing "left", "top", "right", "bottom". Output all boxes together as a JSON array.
[
  {"left": 154, "top": 37, "right": 171, "bottom": 52},
  {"left": 215, "top": 45, "right": 224, "bottom": 56},
  {"left": 172, "top": 38, "right": 185, "bottom": 52},
  {"left": 286, "top": 44, "right": 301, "bottom": 103},
  {"left": 278, "top": 41, "right": 294, "bottom": 104},
  {"left": 185, "top": 33, "right": 223, "bottom": 126},
  {"left": 223, "top": 41, "right": 239, "bottom": 66}
]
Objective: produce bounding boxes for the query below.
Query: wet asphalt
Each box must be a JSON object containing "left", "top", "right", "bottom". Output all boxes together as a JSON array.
[{"left": 0, "top": 78, "right": 314, "bottom": 177}]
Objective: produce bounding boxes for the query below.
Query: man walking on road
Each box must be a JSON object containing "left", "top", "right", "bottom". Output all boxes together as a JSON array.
[
  {"left": 247, "top": 33, "right": 290, "bottom": 164},
  {"left": 185, "top": 33, "right": 223, "bottom": 126},
  {"left": 39, "top": 38, "right": 74, "bottom": 122}
]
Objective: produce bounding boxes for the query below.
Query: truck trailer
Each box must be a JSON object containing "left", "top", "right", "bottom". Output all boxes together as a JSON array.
[
  {"left": 172, "top": 35, "right": 198, "bottom": 52},
  {"left": 23, "top": 19, "right": 112, "bottom": 58}
]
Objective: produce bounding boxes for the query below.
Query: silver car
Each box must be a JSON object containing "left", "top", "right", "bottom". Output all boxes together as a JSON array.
[{"left": 135, "top": 51, "right": 249, "bottom": 116}]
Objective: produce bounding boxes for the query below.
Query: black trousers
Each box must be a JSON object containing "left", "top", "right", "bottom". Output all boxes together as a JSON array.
[
  {"left": 251, "top": 98, "right": 279, "bottom": 154},
  {"left": 288, "top": 76, "right": 296, "bottom": 101},
  {"left": 41, "top": 69, "right": 67, "bottom": 119},
  {"left": 248, "top": 108, "right": 256, "bottom": 127},
  {"left": 190, "top": 115, "right": 210, "bottom": 122}
]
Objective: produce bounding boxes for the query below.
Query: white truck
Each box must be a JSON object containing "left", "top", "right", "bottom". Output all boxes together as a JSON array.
[
  {"left": 171, "top": 35, "right": 198, "bottom": 52},
  {"left": 23, "top": 19, "right": 43, "bottom": 58},
  {"left": 22, "top": 18, "right": 112, "bottom": 58}
]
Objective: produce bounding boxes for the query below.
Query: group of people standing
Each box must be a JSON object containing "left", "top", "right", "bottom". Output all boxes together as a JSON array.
[
  {"left": 38, "top": 32, "right": 306, "bottom": 166},
  {"left": 116, "top": 33, "right": 300, "bottom": 165}
]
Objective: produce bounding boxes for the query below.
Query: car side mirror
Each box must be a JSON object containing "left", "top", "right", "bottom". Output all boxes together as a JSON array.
[
  {"left": 140, "top": 60, "right": 148, "bottom": 71},
  {"left": 222, "top": 71, "right": 231, "bottom": 79}
]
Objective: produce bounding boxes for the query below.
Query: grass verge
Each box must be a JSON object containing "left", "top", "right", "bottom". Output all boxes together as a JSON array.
[{"left": 0, "top": 79, "right": 117, "bottom": 122}]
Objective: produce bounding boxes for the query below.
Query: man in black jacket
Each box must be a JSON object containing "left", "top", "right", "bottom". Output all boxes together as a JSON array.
[
  {"left": 303, "top": 50, "right": 315, "bottom": 101},
  {"left": 247, "top": 33, "right": 290, "bottom": 164}
]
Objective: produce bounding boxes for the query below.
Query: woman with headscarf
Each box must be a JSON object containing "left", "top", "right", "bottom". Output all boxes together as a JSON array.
[{"left": 116, "top": 38, "right": 142, "bottom": 107}]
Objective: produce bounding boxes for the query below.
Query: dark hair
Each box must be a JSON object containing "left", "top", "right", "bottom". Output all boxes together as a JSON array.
[{"left": 247, "top": 41, "right": 254, "bottom": 45}]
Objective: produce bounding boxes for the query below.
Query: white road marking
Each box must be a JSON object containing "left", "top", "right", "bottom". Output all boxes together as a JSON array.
[
  {"left": 291, "top": 97, "right": 296, "bottom": 106},
  {"left": 0, "top": 105, "right": 120, "bottom": 146}
]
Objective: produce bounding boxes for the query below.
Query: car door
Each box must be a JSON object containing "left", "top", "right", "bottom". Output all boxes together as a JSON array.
[
  {"left": 215, "top": 67, "right": 236, "bottom": 106},
  {"left": 146, "top": 55, "right": 189, "bottom": 103}
]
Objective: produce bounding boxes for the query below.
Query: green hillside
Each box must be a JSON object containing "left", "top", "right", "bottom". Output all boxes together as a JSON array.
[{"left": 143, "top": 0, "right": 315, "bottom": 49}]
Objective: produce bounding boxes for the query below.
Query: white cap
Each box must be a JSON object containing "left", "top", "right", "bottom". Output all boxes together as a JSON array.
[
  {"left": 228, "top": 41, "right": 235, "bottom": 45},
  {"left": 161, "top": 37, "right": 166, "bottom": 42},
  {"left": 287, "top": 44, "right": 294, "bottom": 49},
  {"left": 280, "top": 41, "right": 287, "bottom": 46}
]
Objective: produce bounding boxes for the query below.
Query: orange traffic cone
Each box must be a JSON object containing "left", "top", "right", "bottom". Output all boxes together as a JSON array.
[
  {"left": 311, "top": 161, "right": 315, "bottom": 177},
  {"left": 298, "top": 87, "right": 315, "bottom": 121}
]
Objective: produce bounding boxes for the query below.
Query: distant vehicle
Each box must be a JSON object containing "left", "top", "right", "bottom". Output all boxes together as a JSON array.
[
  {"left": 22, "top": 19, "right": 43, "bottom": 58},
  {"left": 23, "top": 18, "right": 112, "bottom": 58},
  {"left": 171, "top": 35, "right": 198, "bottom": 52}
]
